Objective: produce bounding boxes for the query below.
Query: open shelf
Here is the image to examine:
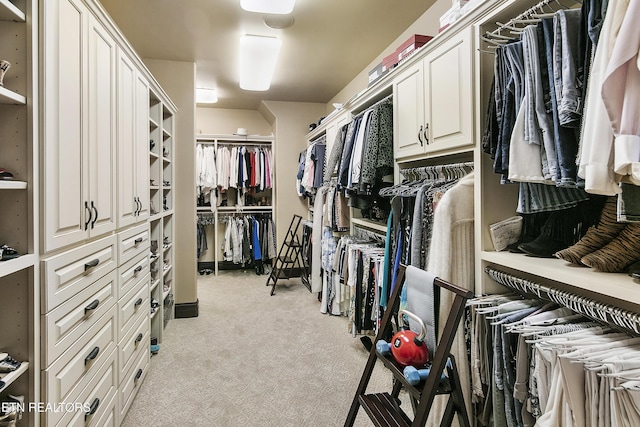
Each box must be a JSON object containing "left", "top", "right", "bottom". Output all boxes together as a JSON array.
[
  {"left": 162, "top": 265, "right": 172, "bottom": 277},
  {"left": 162, "top": 286, "right": 171, "bottom": 300},
  {"left": 162, "top": 157, "right": 171, "bottom": 164},
  {"left": 150, "top": 308, "right": 159, "bottom": 320},
  {"left": 0, "top": 254, "right": 36, "bottom": 278},
  {"left": 0, "top": 362, "right": 29, "bottom": 392},
  {"left": 481, "top": 251, "right": 640, "bottom": 309},
  {"left": 351, "top": 217, "right": 387, "bottom": 233},
  {"left": 0, "top": 86, "right": 26, "bottom": 104},
  {"left": 0, "top": 180, "right": 27, "bottom": 190},
  {"left": 151, "top": 279, "right": 160, "bottom": 292},
  {"left": 149, "top": 117, "right": 158, "bottom": 129},
  {"left": 0, "top": 0, "right": 25, "bottom": 22},
  {"left": 149, "top": 151, "right": 159, "bottom": 159}
]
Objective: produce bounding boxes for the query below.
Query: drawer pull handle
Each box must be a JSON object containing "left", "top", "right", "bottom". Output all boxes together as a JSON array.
[
  {"left": 418, "top": 125, "right": 424, "bottom": 146},
  {"left": 134, "top": 297, "right": 143, "bottom": 307},
  {"left": 134, "top": 237, "right": 143, "bottom": 245},
  {"left": 134, "top": 265, "right": 143, "bottom": 274},
  {"left": 85, "top": 398, "right": 100, "bottom": 419},
  {"left": 84, "top": 259, "right": 100, "bottom": 271},
  {"left": 84, "top": 346, "right": 100, "bottom": 365},
  {"left": 84, "top": 299, "right": 100, "bottom": 313},
  {"left": 135, "top": 333, "right": 143, "bottom": 345},
  {"left": 134, "top": 368, "right": 143, "bottom": 383}
]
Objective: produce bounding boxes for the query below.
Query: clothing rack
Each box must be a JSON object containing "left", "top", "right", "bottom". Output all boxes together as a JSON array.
[
  {"left": 309, "top": 134, "right": 327, "bottom": 146},
  {"left": 483, "top": 0, "right": 580, "bottom": 41},
  {"left": 484, "top": 266, "right": 640, "bottom": 337},
  {"left": 400, "top": 162, "right": 474, "bottom": 182},
  {"left": 352, "top": 225, "right": 386, "bottom": 244},
  {"left": 352, "top": 93, "right": 393, "bottom": 119}
]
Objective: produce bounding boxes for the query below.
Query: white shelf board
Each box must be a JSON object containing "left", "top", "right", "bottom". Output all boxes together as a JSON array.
[
  {"left": 481, "top": 251, "right": 640, "bottom": 308},
  {"left": 162, "top": 128, "right": 171, "bottom": 139},
  {"left": 0, "top": 180, "right": 27, "bottom": 190},
  {"left": 0, "top": 0, "right": 25, "bottom": 22},
  {"left": 162, "top": 265, "right": 172, "bottom": 277},
  {"left": 0, "top": 86, "right": 26, "bottom": 104},
  {"left": 162, "top": 286, "right": 171, "bottom": 300},
  {"left": 149, "top": 151, "right": 159, "bottom": 159},
  {"left": 0, "top": 362, "right": 28, "bottom": 392},
  {"left": 149, "top": 185, "right": 159, "bottom": 190},
  {"left": 162, "top": 243, "right": 173, "bottom": 252},
  {"left": 151, "top": 279, "right": 161, "bottom": 292},
  {"left": 217, "top": 206, "right": 273, "bottom": 212},
  {"left": 149, "top": 117, "right": 158, "bottom": 129},
  {"left": 162, "top": 156, "right": 171, "bottom": 164},
  {"left": 149, "top": 213, "right": 162, "bottom": 222},
  {"left": 351, "top": 217, "right": 387, "bottom": 233},
  {"left": 0, "top": 253, "right": 36, "bottom": 278},
  {"left": 150, "top": 308, "right": 159, "bottom": 320}
]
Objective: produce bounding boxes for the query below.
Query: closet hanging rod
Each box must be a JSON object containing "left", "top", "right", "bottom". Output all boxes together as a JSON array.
[
  {"left": 484, "top": 267, "right": 640, "bottom": 337},
  {"left": 485, "top": 0, "right": 580, "bottom": 39},
  {"left": 400, "top": 161, "right": 474, "bottom": 180},
  {"left": 309, "top": 134, "right": 327, "bottom": 145},
  {"left": 352, "top": 93, "right": 393, "bottom": 119}
]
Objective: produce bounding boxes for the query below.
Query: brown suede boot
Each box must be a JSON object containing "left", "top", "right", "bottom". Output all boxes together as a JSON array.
[
  {"left": 580, "top": 223, "right": 640, "bottom": 272},
  {"left": 555, "top": 196, "right": 626, "bottom": 265}
]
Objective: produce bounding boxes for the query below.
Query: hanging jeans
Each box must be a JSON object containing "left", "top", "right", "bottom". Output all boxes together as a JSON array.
[{"left": 541, "top": 18, "right": 579, "bottom": 188}]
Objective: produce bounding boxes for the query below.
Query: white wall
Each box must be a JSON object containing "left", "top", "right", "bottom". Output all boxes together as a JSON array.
[
  {"left": 144, "top": 58, "right": 198, "bottom": 306},
  {"left": 260, "top": 101, "right": 326, "bottom": 246},
  {"left": 196, "top": 108, "right": 272, "bottom": 136}
]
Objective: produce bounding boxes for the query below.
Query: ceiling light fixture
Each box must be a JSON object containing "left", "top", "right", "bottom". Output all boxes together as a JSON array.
[
  {"left": 239, "top": 35, "right": 282, "bottom": 91},
  {"left": 196, "top": 88, "right": 218, "bottom": 103},
  {"left": 240, "top": 0, "right": 296, "bottom": 14}
]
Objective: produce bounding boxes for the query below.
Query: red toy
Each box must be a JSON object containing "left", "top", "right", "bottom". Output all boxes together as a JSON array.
[{"left": 376, "top": 310, "right": 429, "bottom": 368}]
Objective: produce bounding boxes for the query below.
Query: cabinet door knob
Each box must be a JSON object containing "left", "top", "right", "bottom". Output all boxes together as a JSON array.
[
  {"left": 84, "top": 299, "right": 100, "bottom": 313},
  {"left": 418, "top": 125, "right": 424, "bottom": 146},
  {"left": 84, "top": 346, "right": 100, "bottom": 365},
  {"left": 85, "top": 398, "right": 100, "bottom": 419},
  {"left": 84, "top": 259, "right": 100, "bottom": 271},
  {"left": 84, "top": 201, "right": 93, "bottom": 230},
  {"left": 91, "top": 201, "right": 98, "bottom": 228}
]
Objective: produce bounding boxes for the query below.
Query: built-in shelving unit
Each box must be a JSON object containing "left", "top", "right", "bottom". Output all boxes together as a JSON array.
[
  {"left": 0, "top": 0, "right": 39, "bottom": 423},
  {"left": 149, "top": 89, "right": 175, "bottom": 344}
]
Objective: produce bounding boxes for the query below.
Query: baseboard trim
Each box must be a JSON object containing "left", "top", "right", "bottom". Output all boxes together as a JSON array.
[{"left": 175, "top": 299, "right": 199, "bottom": 318}]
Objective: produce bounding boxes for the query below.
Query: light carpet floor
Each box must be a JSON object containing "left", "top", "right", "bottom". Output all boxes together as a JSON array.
[{"left": 121, "top": 271, "right": 396, "bottom": 427}]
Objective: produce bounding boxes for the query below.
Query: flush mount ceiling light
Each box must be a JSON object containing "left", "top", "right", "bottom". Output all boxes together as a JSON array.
[
  {"left": 239, "top": 35, "right": 282, "bottom": 91},
  {"left": 240, "top": 0, "right": 296, "bottom": 14},
  {"left": 196, "top": 88, "right": 218, "bottom": 103}
]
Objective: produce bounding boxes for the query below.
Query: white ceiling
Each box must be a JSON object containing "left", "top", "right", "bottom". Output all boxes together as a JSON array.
[{"left": 99, "top": 0, "right": 437, "bottom": 110}]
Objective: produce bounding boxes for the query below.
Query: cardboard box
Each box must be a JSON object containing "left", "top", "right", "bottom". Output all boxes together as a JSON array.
[
  {"left": 439, "top": 4, "right": 462, "bottom": 32},
  {"left": 396, "top": 34, "right": 433, "bottom": 63},
  {"left": 368, "top": 62, "right": 386, "bottom": 85},
  {"left": 382, "top": 52, "right": 397, "bottom": 72}
]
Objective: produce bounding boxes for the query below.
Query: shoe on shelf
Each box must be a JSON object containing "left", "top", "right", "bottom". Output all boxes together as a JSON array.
[
  {"left": 0, "top": 245, "right": 19, "bottom": 261},
  {"left": 0, "top": 410, "right": 18, "bottom": 427},
  {"left": 150, "top": 298, "right": 160, "bottom": 309},
  {"left": 163, "top": 180, "right": 170, "bottom": 186},
  {"left": 150, "top": 139, "right": 155, "bottom": 150},
  {"left": 0, "top": 354, "right": 21, "bottom": 373},
  {"left": 150, "top": 251, "right": 158, "bottom": 259},
  {"left": 0, "top": 169, "right": 13, "bottom": 180}
]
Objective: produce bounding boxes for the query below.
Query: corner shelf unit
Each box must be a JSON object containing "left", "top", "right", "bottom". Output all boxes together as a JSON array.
[
  {"left": 148, "top": 89, "right": 175, "bottom": 344},
  {"left": 0, "top": 0, "right": 39, "bottom": 423},
  {"left": 196, "top": 134, "right": 275, "bottom": 276}
]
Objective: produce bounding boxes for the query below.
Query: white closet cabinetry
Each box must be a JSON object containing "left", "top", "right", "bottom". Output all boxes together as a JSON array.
[
  {"left": 117, "top": 49, "right": 149, "bottom": 229},
  {"left": 393, "top": 27, "right": 473, "bottom": 160},
  {"left": 42, "top": 0, "right": 117, "bottom": 252}
]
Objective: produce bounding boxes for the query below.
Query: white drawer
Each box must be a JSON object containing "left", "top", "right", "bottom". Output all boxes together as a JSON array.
[
  {"left": 118, "top": 274, "right": 149, "bottom": 339},
  {"left": 43, "top": 270, "right": 117, "bottom": 366},
  {"left": 118, "top": 253, "right": 149, "bottom": 299},
  {"left": 118, "top": 309, "right": 149, "bottom": 380},
  {"left": 89, "top": 392, "right": 118, "bottom": 427},
  {"left": 42, "top": 235, "right": 117, "bottom": 313},
  {"left": 118, "top": 224, "right": 150, "bottom": 267},
  {"left": 118, "top": 344, "right": 149, "bottom": 423},
  {"left": 43, "top": 307, "right": 117, "bottom": 413},
  {"left": 51, "top": 347, "right": 117, "bottom": 427}
]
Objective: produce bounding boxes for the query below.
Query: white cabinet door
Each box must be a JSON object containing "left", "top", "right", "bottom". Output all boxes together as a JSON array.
[
  {"left": 42, "top": 0, "right": 89, "bottom": 252},
  {"left": 424, "top": 27, "right": 473, "bottom": 152},
  {"left": 88, "top": 16, "right": 117, "bottom": 238},
  {"left": 134, "top": 73, "right": 150, "bottom": 221},
  {"left": 117, "top": 49, "right": 137, "bottom": 229},
  {"left": 393, "top": 62, "right": 426, "bottom": 160}
]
